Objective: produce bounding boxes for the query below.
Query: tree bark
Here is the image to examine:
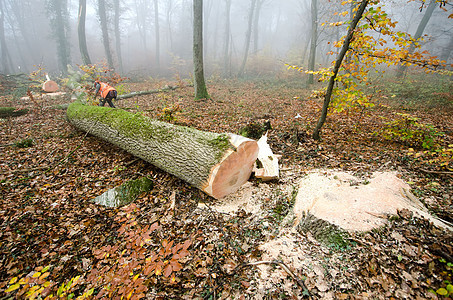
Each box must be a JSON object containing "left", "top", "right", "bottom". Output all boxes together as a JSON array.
[
  {"left": 67, "top": 101, "right": 258, "bottom": 199},
  {"left": 312, "top": 0, "right": 369, "bottom": 140},
  {"left": 193, "top": 0, "right": 209, "bottom": 99},
  {"left": 98, "top": 0, "right": 115, "bottom": 70},
  {"left": 78, "top": 0, "right": 92, "bottom": 65},
  {"left": 307, "top": 0, "right": 318, "bottom": 85},
  {"left": 238, "top": 0, "right": 257, "bottom": 78}
]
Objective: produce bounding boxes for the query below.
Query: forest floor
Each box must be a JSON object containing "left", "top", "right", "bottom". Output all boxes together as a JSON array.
[{"left": 0, "top": 75, "right": 452, "bottom": 299}]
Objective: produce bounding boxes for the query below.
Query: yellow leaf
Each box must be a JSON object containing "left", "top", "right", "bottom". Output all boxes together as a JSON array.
[
  {"left": 133, "top": 273, "right": 140, "bottom": 281},
  {"left": 9, "top": 277, "right": 18, "bottom": 284},
  {"left": 39, "top": 272, "right": 50, "bottom": 281},
  {"left": 437, "top": 288, "right": 448, "bottom": 296},
  {"left": 32, "top": 272, "right": 41, "bottom": 278},
  {"left": 5, "top": 283, "right": 21, "bottom": 293}
]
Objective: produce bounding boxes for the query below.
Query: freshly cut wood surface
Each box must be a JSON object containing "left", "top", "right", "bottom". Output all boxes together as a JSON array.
[{"left": 43, "top": 80, "right": 59, "bottom": 92}]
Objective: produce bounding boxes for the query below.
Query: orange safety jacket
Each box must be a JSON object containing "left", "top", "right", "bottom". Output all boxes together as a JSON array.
[{"left": 97, "top": 82, "right": 116, "bottom": 98}]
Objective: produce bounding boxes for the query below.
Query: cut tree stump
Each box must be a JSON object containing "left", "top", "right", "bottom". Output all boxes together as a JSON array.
[{"left": 67, "top": 101, "right": 259, "bottom": 199}]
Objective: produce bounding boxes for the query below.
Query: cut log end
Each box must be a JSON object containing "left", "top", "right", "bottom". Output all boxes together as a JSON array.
[
  {"left": 204, "top": 139, "right": 259, "bottom": 199},
  {"left": 43, "top": 80, "right": 59, "bottom": 93}
]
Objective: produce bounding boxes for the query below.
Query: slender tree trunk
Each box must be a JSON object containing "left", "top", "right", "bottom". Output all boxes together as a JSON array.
[
  {"left": 48, "top": 0, "right": 71, "bottom": 74},
  {"left": 114, "top": 0, "right": 123, "bottom": 74},
  {"left": 396, "top": 0, "right": 436, "bottom": 78},
  {"left": 440, "top": 33, "right": 453, "bottom": 63},
  {"left": 154, "top": 0, "right": 160, "bottom": 70},
  {"left": 238, "top": 0, "right": 257, "bottom": 78},
  {"left": 193, "top": 0, "right": 209, "bottom": 99},
  {"left": 98, "top": 0, "right": 115, "bottom": 70},
  {"left": 0, "top": 0, "right": 10, "bottom": 74},
  {"left": 307, "top": 0, "right": 318, "bottom": 85},
  {"left": 166, "top": 0, "right": 174, "bottom": 53},
  {"left": 223, "top": 0, "right": 232, "bottom": 77},
  {"left": 78, "top": 0, "right": 92, "bottom": 65},
  {"left": 253, "top": 0, "right": 264, "bottom": 54},
  {"left": 312, "top": 0, "right": 369, "bottom": 140},
  {"left": 9, "top": 0, "right": 39, "bottom": 67}
]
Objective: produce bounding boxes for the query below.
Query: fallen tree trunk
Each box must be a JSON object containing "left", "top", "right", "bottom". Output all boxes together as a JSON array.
[
  {"left": 117, "top": 85, "right": 191, "bottom": 100},
  {"left": 67, "top": 101, "right": 258, "bottom": 199},
  {"left": 0, "top": 107, "right": 28, "bottom": 118}
]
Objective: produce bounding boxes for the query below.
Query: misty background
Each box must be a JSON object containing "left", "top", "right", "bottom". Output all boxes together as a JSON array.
[{"left": 0, "top": 0, "right": 452, "bottom": 79}]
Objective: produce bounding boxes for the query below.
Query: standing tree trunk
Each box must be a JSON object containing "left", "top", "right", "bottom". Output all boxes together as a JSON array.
[
  {"left": 78, "top": 0, "right": 92, "bottom": 65},
  {"left": 252, "top": 0, "right": 264, "bottom": 54},
  {"left": 8, "top": 0, "right": 39, "bottom": 69},
  {"left": 312, "top": 0, "right": 369, "bottom": 140},
  {"left": 222, "top": 0, "right": 232, "bottom": 77},
  {"left": 0, "top": 0, "right": 10, "bottom": 74},
  {"left": 114, "top": 0, "right": 123, "bottom": 74},
  {"left": 396, "top": 0, "right": 436, "bottom": 78},
  {"left": 238, "top": 0, "right": 257, "bottom": 78},
  {"left": 165, "top": 0, "right": 175, "bottom": 53},
  {"left": 440, "top": 33, "right": 453, "bottom": 63},
  {"left": 193, "top": 0, "right": 209, "bottom": 99},
  {"left": 67, "top": 101, "right": 258, "bottom": 199},
  {"left": 98, "top": 0, "right": 115, "bottom": 70},
  {"left": 47, "top": 0, "right": 71, "bottom": 75},
  {"left": 307, "top": 0, "right": 318, "bottom": 85},
  {"left": 154, "top": 0, "right": 160, "bottom": 70}
]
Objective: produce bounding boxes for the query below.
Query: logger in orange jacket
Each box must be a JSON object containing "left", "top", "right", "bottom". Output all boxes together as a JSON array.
[{"left": 94, "top": 80, "right": 117, "bottom": 108}]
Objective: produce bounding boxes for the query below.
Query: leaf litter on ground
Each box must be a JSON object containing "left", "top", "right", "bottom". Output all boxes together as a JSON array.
[{"left": 0, "top": 78, "right": 452, "bottom": 299}]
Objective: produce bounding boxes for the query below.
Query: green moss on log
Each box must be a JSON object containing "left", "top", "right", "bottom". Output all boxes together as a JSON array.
[
  {"left": 0, "top": 107, "right": 29, "bottom": 118},
  {"left": 93, "top": 177, "right": 153, "bottom": 208}
]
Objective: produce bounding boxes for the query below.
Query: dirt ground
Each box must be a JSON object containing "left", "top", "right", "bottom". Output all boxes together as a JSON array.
[{"left": 0, "top": 77, "right": 452, "bottom": 299}]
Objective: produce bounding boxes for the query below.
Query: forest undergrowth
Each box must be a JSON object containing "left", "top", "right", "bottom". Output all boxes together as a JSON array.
[{"left": 0, "top": 76, "right": 452, "bottom": 299}]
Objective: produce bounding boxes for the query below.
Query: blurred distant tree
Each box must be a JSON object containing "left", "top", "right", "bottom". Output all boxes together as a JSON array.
[
  {"left": 154, "top": 0, "right": 160, "bottom": 70},
  {"left": 307, "top": 0, "right": 318, "bottom": 84},
  {"left": 396, "top": 0, "right": 437, "bottom": 78},
  {"left": 193, "top": 0, "right": 209, "bottom": 99},
  {"left": 440, "top": 33, "right": 453, "bottom": 62},
  {"left": 252, "top": 0, "right": 265, "bottom": 54},
  {"left": 222, "top": 0, "right": 232, "bottom": 77},
  {"left": 0, "top": 0, "right": 11, "bottom": 73},
  {"left": 46, "top": 0, "right": 71, "bottom": 74},
  {"left": 238, "top": 0, "right": 257, "bottom": 77},
  {"left": 78, "top": 0, "right": 92, "bottom": 65},
  {"left": 7, "top": 0, "right": 39, "bottom": 72},
  {"left": 135, "top": 0, "right": 150, "bottom": 52},
  {"left": 113, "top": 0, "right": 123, "bottom": 74},
  {"left": 98, "top": 0, "right": 115, "bottom": 70},
  {"left": 164, "top": 0, "right": 175, "bottom": 53}
]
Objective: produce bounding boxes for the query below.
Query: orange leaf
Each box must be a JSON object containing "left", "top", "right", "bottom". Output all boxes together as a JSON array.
[{"left": 163, "top": 264, "right": 173, "bottom": 278}]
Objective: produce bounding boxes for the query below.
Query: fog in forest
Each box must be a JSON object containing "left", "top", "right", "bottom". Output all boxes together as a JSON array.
[{"left": 0, "top": 0, "right": 452, "bottom": 78}]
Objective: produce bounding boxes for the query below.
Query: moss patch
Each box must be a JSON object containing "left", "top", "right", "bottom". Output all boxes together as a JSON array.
[
  {"left": 93, "top": 177, "right": 153, "bottom": 208},
  {"left": 297, "top": 213, "right": 350, "bottom": 250},
  {"left": 0, "top": 107, "right": 29, "bottom": 118}
]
